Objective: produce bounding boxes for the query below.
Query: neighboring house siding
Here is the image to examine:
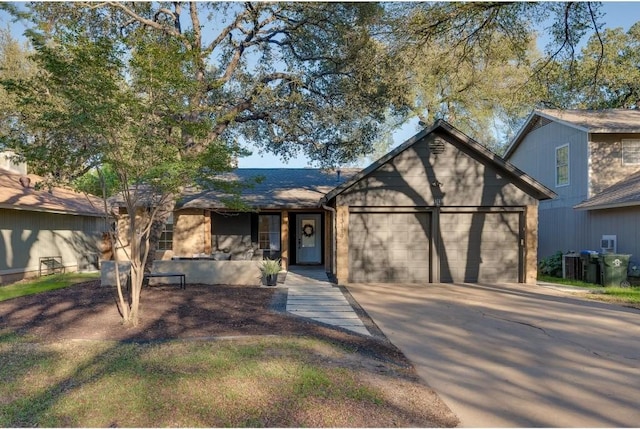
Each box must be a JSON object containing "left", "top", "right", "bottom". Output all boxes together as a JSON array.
[
  {"left": 589, "top": 134, "right": 640, "bottom": 196},
  {"left": 585, "top": 207, "right": 640, "bottom": 263},
  {"left": 0, "top": 208, "right": 102, "bottom": 282},
  {"left": 507, "top": 121, "right": 590, "bottom": 258}
]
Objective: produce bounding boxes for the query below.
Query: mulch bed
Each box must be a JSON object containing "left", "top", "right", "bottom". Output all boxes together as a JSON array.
[{"left": 0, "top": 281, "right": 409, "bottom": 367}]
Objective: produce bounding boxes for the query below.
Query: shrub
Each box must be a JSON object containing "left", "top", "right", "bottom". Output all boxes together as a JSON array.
[{"left": 539, "top": 251, "right": 564, "bottom": 277}]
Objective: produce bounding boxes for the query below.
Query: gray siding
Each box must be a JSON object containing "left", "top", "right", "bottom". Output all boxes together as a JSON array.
[
  {"left": 585, "top": 207, "right": 640, "bottom": 264},
  {"left": 339, "top": 135, "right": 537, "bottom": 208},
  {"left": 0, "top": 208, "right": 103, "bottom": 279},
  {"left": 507, "top": 121, "right": 590, "bottom": 259},
  {"left": 508, "top": 121, "right": 640, "bottom": 260}
]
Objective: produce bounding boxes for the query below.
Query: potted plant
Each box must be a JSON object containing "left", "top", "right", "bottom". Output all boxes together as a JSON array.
[{"left": 260, "top": 258, "right": 281, "bottom": 286}]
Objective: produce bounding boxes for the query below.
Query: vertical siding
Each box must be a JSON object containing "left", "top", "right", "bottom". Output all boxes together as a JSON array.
[
  {"left": 585, "top": 207, "right": 640, "bottom": 263},
  {"left": 508, "top": 121, "right": 590, "bottom": 259},
  {"left": 0, "top": 208, "right": 102, "bottom": 276}
]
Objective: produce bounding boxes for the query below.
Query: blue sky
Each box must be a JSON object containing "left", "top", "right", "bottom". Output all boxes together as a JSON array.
[{"left": 2, "top": 2, "right": 640, "bottom": 168}]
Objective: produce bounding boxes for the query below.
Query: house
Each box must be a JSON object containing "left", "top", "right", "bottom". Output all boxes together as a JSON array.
[
  {"left": 0, "top": 151, "right": 107, "bottom": 284},
  {"left": 128, "top": 120, "right": 554, "bottom": 285},
  {"left": 504, "top": 109, "right": 640, "bottom": 263}
]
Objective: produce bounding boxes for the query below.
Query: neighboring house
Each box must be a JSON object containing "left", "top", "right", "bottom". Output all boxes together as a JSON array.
[
  {"left": 128, "top": 120, "right": 553, "bottom": 285},
  {"left": 504, "top": 109, "right": 640, "bottom": 262},
  {"left": 0, "top": 151, "right": 107, "bottom": 284}
]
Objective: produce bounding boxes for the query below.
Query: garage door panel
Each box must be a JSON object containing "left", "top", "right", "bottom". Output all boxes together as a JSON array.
[
  {"left": 349, "top": 212, "right": 430, "bottom": 283},
  {"left": 440, "top": 212, "right": 520, "bottom": 283}
]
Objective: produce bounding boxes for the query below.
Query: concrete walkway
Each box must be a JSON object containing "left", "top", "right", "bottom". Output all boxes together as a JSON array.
[{"left": 284, "top": 266, "right": 370, "bottom": 336}]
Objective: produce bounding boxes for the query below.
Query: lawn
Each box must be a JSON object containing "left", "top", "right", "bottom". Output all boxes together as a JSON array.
[
  {"left": 538, "top": 274, "right": 640, "bottom": 307},
  {"left": 0, "top": 272, "right": 100, "bottom": 302},
  {"left": 0, "top": 334, "right": 456, "bottom": 427}
]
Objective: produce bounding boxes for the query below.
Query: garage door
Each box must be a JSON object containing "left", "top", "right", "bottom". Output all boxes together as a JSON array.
[
  {"left": 349, "top": 212, "right": 430, "bottom": 283},
  {"left": 439, "top": 212, "right": 521, "bottom": 283}
]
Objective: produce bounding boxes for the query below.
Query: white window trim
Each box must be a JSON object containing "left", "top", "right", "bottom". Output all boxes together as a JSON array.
[
  {"left": 555, "top": 143, "right": 570, "bottom": 187},
  {"left": 622, "top": 139, "right": 640, "bottom": 165}
]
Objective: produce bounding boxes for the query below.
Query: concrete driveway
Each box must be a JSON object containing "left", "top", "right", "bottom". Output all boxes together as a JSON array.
[{"left": 346, "top": 282, "right": 640, "bottom": 427}]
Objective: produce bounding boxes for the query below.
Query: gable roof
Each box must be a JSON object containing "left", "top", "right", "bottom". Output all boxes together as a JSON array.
[
  {"left": 179, "top": 168, "right": 359, "bottom": 210},
  {"left": 0, "top": 168, "right": 106, "bottom": 217},
  {"left": 505, "top": 109, "right": 640, "bottom": 159},
  {"left": 574, "top": 169, "right": 640, "bottom": 211},
  {"left": 322, "top": 119, "right": 556, "bottom": 203}
]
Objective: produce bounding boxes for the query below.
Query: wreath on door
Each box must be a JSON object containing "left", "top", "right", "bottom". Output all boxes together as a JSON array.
[{"left": 302, "top": 223, "right": 315, "bottom": 238}]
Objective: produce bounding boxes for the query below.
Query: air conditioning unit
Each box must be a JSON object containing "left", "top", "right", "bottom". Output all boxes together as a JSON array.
[{"left": 601, "top": 235, "right": 617, "bottom": 254}]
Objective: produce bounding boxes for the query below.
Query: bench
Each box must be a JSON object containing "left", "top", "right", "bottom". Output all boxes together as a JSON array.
[
  {"left": 39, "top": 256, "right": 65, "bottom": 277},
  {"left": 143, "top": 272, "right": 186, "bottom": 289}
]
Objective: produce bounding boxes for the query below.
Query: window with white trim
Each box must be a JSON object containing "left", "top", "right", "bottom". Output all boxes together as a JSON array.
[
  {"left": 158, "top": 214, "right": 173, "bottom": 250},
  {"left": 622, "top": 139, "right": 640, "bottom": 165},
  {"left": 258, "top": 214, "right": 280, "bottom": 251},
  {"left": 555, "top": 144, "right": 569, "bottom": 187}
]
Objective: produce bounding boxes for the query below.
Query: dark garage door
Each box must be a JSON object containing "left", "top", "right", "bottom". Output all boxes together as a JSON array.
[
  {"left": 349, "top": 212, "right": 430, "bottom": 283},
  {"left": 439, "top": 212, "right": 520, "bottom": 283}
]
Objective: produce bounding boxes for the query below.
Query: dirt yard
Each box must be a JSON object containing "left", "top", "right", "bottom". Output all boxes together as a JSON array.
[{"left": 0, "top": 281, "right": 459, "bottom": 427}]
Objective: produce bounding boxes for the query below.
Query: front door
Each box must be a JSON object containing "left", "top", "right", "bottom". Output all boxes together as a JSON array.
[{"left": 296, "top": 214, "right": 322, "bottom": 264}]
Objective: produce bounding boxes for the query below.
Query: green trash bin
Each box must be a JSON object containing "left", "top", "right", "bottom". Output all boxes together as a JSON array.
[{"left": 599, "top": 254, "right": 631, "bottom": 287}]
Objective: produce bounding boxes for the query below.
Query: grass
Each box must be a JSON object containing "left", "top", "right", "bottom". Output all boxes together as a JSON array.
[
  {"left": 0, "top": 335, "right": 415, "bottom": 428},
  {"left": 538, "top": 274, "right": 640, "bottom": 307},
  {"left": 0, "top": 272, "right": 100, "bottom": 302}
]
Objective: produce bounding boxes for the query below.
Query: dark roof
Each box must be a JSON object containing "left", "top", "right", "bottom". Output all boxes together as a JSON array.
[
  {"left": 505, "top": 109, "right": 640, "bottom": 159},
  {"left": 179, "top": 168, "right": 360, "bottom": 210},
  {"left": 322, "top": 119, "right": 556, "bottom": 203},
  {"left": 0, "top": 168, "right": 106, "bottom": 217},
  {"left": 574, "top": 169, "right": 640, "bottom": 210}
]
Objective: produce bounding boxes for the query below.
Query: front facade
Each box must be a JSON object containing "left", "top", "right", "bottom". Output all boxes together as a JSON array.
[
  {"left": 0, "top": 152, "right": 106, "bottom": 284},
  {"left": 147, "top": 120, "right": 553, "bottom": 285},
  {"left": 504, "top": 109, "right": 640, "bottom": 262}
]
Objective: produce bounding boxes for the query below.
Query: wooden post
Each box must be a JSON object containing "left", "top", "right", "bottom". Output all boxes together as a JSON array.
[
  {"left": 335, "top": 205, "right": 349, "bottom": 283},
  {"left": 524, "top": 204, "right": 539, "bottom": 284},
  {"left": 281, "top": 211, "right": 289, "bottom": 271}
]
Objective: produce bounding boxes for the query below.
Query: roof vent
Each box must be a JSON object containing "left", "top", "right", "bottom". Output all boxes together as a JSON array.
[
  {"left": 18, "top": 176, "right": 31, "bottom": 188},
  {"left": 430, "top": 137, "right": 446, "bottom": 156}
]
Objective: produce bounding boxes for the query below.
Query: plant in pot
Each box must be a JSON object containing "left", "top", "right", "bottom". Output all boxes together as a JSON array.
[{"left": 260, "top": 258, "right": 281, "bottom": 286}]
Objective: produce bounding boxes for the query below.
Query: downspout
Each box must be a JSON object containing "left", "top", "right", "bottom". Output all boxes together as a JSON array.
[{"left": 321, "top": 199, "right": 337, "bottom": 277}]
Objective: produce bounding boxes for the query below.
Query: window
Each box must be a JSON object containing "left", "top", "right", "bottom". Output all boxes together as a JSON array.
[
  {"left": 555, "top": 144, "right": 569, "bottom": 187},
  {"left": 258, "top": 214, "right": 280, "bottom": 250},
  {"left": 158, "top": 214, "right": 173, "bottom": 250},
  {"left": 622, "top": 139, "right": 640, "bottom": 165}
]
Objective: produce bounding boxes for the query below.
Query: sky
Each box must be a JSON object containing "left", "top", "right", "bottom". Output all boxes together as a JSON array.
[{"left": 2, "top": 1, "right": 640, "bottom": 168}]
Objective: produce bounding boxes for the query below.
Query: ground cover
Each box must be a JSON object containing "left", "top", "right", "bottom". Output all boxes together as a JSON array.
[
  {"left": 0, "top": 272, "right": 100, "bottom": 302},
  {"left": 0, "top": 280, "right": 458, "bottom": 427},
  {"left": 539, "top": 274, "right": 640, "bottom": 308}
]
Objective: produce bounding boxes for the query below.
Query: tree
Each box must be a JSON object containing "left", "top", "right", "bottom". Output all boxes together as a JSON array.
[
  {"left": 1, "top": 2, "right": 401, "bottom": 325},
  {"left": 381, "top": 1, "right": 608, "bottom": 151},
  {"left": 541, "top": 23, "right": 640, "bottom": 109}
]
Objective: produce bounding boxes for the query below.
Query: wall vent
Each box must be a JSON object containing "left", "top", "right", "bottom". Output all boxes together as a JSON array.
[
  {"left": 601, "top": 235, "right": 617, "bottom": 254},
  {"left": 430, "top": 137, "right": 446, "bottom": 156}
]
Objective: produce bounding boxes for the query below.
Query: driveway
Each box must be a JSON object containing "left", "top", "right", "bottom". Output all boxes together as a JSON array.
[{"left": 346, "top": 282, "right": 640, "bottom": 427}]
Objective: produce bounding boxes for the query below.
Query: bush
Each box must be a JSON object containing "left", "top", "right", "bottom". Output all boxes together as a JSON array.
[{"left": 539, "top": 250, "right": 564, "bottom": 277}]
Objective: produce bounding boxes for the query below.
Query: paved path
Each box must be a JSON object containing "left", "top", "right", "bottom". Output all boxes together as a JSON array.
[
  {"left": 284, "top": 266, "right": 370, "bottom": 336},
  {"left": 346, "top": 282, "right": 640, "bottom": 427}
]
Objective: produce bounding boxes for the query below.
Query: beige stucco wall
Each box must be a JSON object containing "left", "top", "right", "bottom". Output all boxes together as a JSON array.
[
  {"left": 173, "top": 209, "right": 208, "bottom": 257},
  {"left": 589, "top": 133, "right": 640, "bottom": 196}
]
